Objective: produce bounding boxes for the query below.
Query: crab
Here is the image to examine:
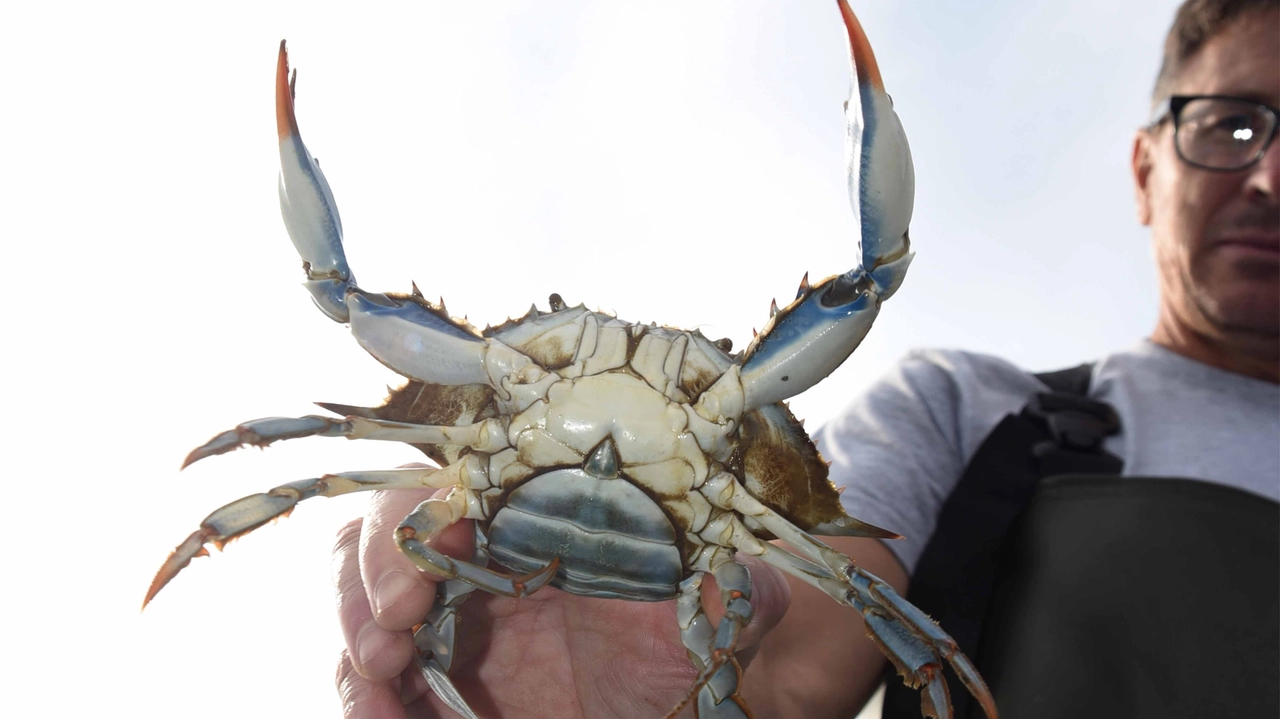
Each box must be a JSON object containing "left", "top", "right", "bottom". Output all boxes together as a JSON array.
[{"left": 145, "top": 2, "right": 997, "bottom": 718}]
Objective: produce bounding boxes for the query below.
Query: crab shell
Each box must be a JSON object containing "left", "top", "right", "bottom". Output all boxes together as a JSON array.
[{"left": 330, "top": 300, "right": 863, "bottom": 586}]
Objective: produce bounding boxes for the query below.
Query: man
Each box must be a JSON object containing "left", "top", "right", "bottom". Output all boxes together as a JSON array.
[{"left": 333, "top": 0, "right": 1278, "bottom": 716}]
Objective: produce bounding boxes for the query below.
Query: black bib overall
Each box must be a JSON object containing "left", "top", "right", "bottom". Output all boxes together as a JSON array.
[{"left": 881, "top": 365, "right": 1280, "bottom": 719}]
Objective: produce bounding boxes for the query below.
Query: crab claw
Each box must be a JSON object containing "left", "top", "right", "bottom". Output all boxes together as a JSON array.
[
  {"left": 274, "top": 42, "right": 545, "bottom": 395},
  {"left": 726, "top": 0, "right": 914, "bottom": 412},
  {"left": 277, "top": 40, "right": 354, "bottom": 323},
  {"left": 837, "top": 0, "right": 914, "bottom": 302}
]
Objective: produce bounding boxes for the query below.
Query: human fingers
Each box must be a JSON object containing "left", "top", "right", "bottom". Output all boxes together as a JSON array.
[
  {"left": 398, "top": 662, "right": 434, "bottom": 713},
  {"left": 334, "top": 517, "right": 414, "bottom": 680},
  {"left": 336, "top": 649, "right": 410, "bottom": 719},
  {"left": 358, "top": 485, "right": 440, "bottom": 631}
]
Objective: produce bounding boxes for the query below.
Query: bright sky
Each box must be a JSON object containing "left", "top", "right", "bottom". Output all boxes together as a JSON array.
[{"left": 3, "top": 1, "right": 1180, "bottom": 716}]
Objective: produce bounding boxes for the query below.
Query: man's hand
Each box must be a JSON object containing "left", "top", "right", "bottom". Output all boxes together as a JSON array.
[{"left": 332, "top": 486, "right": 792, "bottom": 719}]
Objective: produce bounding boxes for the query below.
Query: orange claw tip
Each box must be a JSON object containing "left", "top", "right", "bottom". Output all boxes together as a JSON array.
[
  {"left": 513, "top": 557, "right": 560, "bottom": 595},
  {"left": 276, "top": 39, "right": 299, "bottom": 141},
  {"left": 179, "top": 447, "right": 204, "bottom": 470},
  {"left": 836, "top": 0, "right": 884, "bottom": 91},
  {"left": 141, "top": 530, "right": 213, "bottom": 610},
  {"left": 179, "top": 436, "right": 231, "bottom": 470}
]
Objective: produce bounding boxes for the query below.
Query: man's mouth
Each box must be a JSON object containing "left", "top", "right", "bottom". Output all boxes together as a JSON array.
[{"left": 1214, "top": 236, "right": 1280, "bottom": 261}]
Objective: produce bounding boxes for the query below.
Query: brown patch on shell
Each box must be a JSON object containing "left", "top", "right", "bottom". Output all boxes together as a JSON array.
[
  {"left": 737, "top": 403, "right": 847, "bottom": 530},
  {"left": 520, "top": 329, "right": 578, "bottom": 369},
  {"left": 677, "top": 334, "right": 729, "bottom": 398}
]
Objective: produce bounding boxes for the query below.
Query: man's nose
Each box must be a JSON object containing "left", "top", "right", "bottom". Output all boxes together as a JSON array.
[{"left": 1245, "top": 134, "right": 1280, "bottom": 202}]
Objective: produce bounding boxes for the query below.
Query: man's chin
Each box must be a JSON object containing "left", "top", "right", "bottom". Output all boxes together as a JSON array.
[
  {"left": 1208, "top": 309, "right": 1280, "bottom": 341},
  {"left": 1194, "top": 288, "right": 1280, "bottom": 340}
]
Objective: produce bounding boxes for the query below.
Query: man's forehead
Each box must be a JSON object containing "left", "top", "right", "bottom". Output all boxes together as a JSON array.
[{"left": 1173, "top": 13, "right": 1280, "bottom": 104}]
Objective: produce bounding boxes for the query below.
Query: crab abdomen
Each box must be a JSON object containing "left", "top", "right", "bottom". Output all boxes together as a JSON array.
[{"left": 486, "top": 468, "right": 685, "bottom": 600}]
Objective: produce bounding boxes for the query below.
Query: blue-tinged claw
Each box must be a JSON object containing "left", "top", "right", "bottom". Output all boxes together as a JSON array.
[
  {"left": 737, "top": 282, "right": 881, "bottom": 410},
  {"left": 838, "top": 0, "right": 914, "bottom": 302},
  {"left": 730, "top": 1, "right": 914, "bottom": 411},
  {"left": 276, "top": 41, "right": 354, "bottom": 322},
  {"left": 273, "top": 43, "right": 536, "bottom": 391},
  {"left": 346, "top": 291, "right": 492, "bottom": 386}
]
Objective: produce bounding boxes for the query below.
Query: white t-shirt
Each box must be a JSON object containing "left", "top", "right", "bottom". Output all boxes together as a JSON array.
[{"left": 814, "top": 340, "right": 1280, "bottom": 573}]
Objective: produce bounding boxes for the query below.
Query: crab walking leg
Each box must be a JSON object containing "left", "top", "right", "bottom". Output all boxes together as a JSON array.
[
  {"left": 397, "top": 489, "right": 559, "bottom": 597},
  {"left": 412, "top": 527, "right": 491, "bottom": 719},
  {"left": 677, "top": 574, "right": 716, "bottom": 668},
  {"left": 144, "top": 462, "right": 479, "bottom": 607},
  {"left": 181, "top": 414, "right": 510, "bottom": 468},
  {"left": 702, "top": 475, "right": 998, "bottom": 719},
  {"left": 696, "top": 554, "right": 755, "bottom": 719},
  {"left": 667, "top": 556, "right": 755, "bottom": 719}
]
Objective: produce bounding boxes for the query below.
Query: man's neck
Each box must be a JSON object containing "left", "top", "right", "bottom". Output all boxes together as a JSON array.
[{"left": 1151, "top": 312, "right": 1280, "bottom": 384}]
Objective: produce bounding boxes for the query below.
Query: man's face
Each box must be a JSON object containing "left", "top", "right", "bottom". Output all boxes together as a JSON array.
[{"left": 1133, "top": 12, "right": 1280, "bottom": 346}]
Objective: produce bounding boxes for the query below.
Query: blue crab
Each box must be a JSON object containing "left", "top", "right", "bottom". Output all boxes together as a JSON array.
[{"left": 146, "top": 2, "right": 997, "bottom": 717}]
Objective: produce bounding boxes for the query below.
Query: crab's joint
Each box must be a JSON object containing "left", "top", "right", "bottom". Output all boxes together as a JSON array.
[
  {"left": 301, "top": 260, "right": 350, "bottom": 284},
  {"left": 268, "top": 486, "right": 306, "bottom": 501}
]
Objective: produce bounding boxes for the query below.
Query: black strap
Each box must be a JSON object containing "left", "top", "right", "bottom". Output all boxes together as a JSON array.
[
  {"left": 882, "top": 363, "right": 1123, "bottom": 718},
  {"left": 1033, "top": 363, "right": 1095, "bottom": 395}
]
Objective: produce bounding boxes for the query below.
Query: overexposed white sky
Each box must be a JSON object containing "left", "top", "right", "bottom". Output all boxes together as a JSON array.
[{"left": 2, "top": 1, "right": 1179, "bottom": 716}]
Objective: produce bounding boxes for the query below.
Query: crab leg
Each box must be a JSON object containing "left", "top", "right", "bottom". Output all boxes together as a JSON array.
[
  {"left": 180, "top": 414, "right": 510, "bottom": 468},
  {"left": 695, "top": 0, "right": 914, "bottom": 420},
  {"left": 144, "top": 463, "right": 477, "bottom": 607},
  {"left": 700, "top": 474, "right": 998, "bottom": 719},
  {"left": 276, "top": 42, "right": 544, "bottom": 397},
  {"left": 413, "top": 526, "right": 490, "bottom": 719},
  {"left": 666, "top": 554, "right": 755, "bottom": 719},
  {"left": 397, "top": 488, "right": 560, "bottom": 597},
  {"left": 677, "top": 574, "right": 716, "bottom": 669},
  {"left": 699, "top": 554, "right": 756, "bottom": 719}
]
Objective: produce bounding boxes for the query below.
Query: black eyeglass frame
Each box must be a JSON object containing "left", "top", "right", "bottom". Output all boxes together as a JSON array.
[{"left": 1148, "top": 94, "right": 1280, "bottom": 172}]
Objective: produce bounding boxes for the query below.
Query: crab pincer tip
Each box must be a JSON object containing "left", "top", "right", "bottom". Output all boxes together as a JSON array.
[
  {"left": 836, "top": 0, "right": 884, "bottom": 92},
  {"left": 276, "top": 39, "right": 299, "bottom": 141}
]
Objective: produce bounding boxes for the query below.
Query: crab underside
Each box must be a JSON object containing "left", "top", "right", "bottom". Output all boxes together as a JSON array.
[{"left": 146, "top": 3, "right": 998, "bottom": 718}]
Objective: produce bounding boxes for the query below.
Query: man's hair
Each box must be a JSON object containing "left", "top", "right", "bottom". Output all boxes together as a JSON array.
[{"left": 1152, "top": 0, "right": 1279, "bottom": 104}]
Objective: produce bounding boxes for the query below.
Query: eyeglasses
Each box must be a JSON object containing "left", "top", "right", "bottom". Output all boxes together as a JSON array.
[{"left": 1149, "top": 95, "right": 1279, "bottom": 172}]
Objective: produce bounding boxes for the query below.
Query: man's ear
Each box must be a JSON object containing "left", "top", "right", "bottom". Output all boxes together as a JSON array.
[{"left": 1132, "top": 130, "right": 1155, "bottom": 226}]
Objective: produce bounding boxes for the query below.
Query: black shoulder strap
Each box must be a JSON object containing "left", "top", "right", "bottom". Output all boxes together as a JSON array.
[
  {"left": 1033, "top": 362, "right": 1095, "bottom": 395},
  {"left": 881, "top": 363, "right": 1122, "bottom": 718}
]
